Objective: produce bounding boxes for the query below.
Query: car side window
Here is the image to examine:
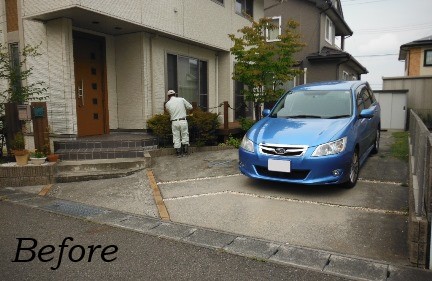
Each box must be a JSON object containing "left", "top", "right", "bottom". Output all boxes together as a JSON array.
[
  {"left": 366, "top": 88, "right": 377, "bottom": 104},
  {"left": 356, "top": 91, "right": 364, "bottom": 113},
  {"left": 361, "top": 89, "right": 372, "bottom": 109}
]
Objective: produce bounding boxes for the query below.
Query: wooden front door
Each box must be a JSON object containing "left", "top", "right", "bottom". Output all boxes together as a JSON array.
[{"left": 73, "top": 31, "right": 108, "bottom": 137}]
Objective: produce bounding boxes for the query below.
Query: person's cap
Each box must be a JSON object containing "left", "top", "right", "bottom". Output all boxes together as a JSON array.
[{"left": 167, "top": 90, "right": 176, "bottom": 97}]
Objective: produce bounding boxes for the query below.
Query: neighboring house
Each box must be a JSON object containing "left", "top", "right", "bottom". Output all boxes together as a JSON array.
[
  {"left": 399, "top": 35, "right": 432, "bottom": 77},
  {"left": 380, "top": 35, "right": 432, "bottom": 129},
  {"left": 0, "top": 0, "right": 264, "bottom": 139},
  {"left": 264, "top": 0, "right": 367, "bottom": 86}
]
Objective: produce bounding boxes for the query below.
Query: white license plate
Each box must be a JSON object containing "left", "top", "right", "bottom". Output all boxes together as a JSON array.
[{"left": 268, "top": 159, "right": 291, "bottom": 173}]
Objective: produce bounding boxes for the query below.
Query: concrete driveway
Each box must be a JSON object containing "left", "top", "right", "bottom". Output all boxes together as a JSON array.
[
  {"left": 150, "top": 131, "right": 409, "bottom": 265},
  {"left": 14, "top": 131, "right": 409, "bottom": 266}
]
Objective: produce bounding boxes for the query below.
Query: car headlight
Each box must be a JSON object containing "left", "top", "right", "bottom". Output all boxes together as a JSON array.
[
  {"left": 240, "top": 135, "right": 254, "bottom": 153},
  {"left": 312, "top": 137, "right": 347, "bottom": 157}
]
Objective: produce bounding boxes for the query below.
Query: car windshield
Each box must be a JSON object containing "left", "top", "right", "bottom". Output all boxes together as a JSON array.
[{"left": 270, "top": 90, "right": 352, "bottom": 119}]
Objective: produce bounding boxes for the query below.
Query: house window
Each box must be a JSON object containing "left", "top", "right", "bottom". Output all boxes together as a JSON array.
[
  {"left": 342, "top": 71, "right": 349, "bottom": 81},
  {"left": 266, "top": 16, "right": 281, "bottom": 42},
  {"left": 424, "top": 50, "right": 432, "bottom": 66},
  {"left": 325, "top": 16, "right": 334, "bottom": 44},
  {"left": 212, "top": 0, "right": 224, "bottom": 5},
  {"left": 236, "top": 0, "right": 253, "bottom": 17},
  {"left": 167, "top": 54, "right": 208, "bottom": 111}
]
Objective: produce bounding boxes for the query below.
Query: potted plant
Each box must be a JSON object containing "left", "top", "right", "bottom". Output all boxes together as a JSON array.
[
  {"left": 46, "top": 153, "right": 60, "bottom": 162},
  {"left": 11, "top": 132, "right": 29, "bottom": 166},
  {"left": 29, "top": 150, "right": 46, "bottom": 165}
]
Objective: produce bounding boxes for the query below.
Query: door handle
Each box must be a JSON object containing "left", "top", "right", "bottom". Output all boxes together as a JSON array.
[{"left": 77, "top": 80, "right": 84, "bottom": 106}]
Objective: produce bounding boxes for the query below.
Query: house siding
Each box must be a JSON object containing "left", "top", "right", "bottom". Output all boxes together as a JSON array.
[
  {"left": 408, "top": 47, "right": 421, "bottom": 76},
  {"left": 2, "top": 0, "right": 264, "bottom": 136},
  {"left": 265, "top": 0, "right": 320, "bottom": 62},
  {"left": 22, "top": 0, "right": 262, "bottom": 51}
]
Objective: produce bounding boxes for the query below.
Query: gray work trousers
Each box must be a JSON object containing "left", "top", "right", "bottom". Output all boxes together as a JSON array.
[{"left": 171, "top": 120, "right": 189, "bottom": 149}]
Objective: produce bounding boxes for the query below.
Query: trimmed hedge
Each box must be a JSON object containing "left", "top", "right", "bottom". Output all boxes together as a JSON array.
[{"left": 147, "top": 108, "right": 220, "bottom": 147}]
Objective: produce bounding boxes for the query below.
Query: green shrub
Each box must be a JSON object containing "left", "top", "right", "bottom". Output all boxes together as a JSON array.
[
  {"left": 224, "top": 135, "right": 242, "bottom": 148},
  {"left": 239, "top": 117, "right": 255, "bottom": 132},
  {"left": 147, "top": 109, "right": 220, "bottom": 147},
  {"left": 147, "top": 113, "right": 171, "bottom": 146},
  {"left": 188, "top": 108, "right": 220, "bottom": 146}
]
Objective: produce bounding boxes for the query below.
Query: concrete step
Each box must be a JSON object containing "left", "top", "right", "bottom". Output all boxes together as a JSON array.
[
  {"left": 54, "top": 137, "right": 159, "bottom": 161},
  {"left": 55, "top": 157, "right": 151, "bottom": 183}
]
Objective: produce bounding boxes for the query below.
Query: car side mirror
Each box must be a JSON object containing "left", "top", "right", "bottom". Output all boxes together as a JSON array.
[
  {"left": 359, "top": 108, "right": 374, "bottom": 119},
  {"left": 262, "top": 109, "right": 271, "bottom": 117}
]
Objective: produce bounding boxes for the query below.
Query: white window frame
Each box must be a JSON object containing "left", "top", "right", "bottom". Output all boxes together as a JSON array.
[
  {"left": 424, "top": 49, "right": 432, "bottom": 66},
  {"left": 266, "top": 16, "right": 282, "bottom": 42},
  {"left": 211, "top": 0, "right": 224, "bottom": 6},
  {"left": 325, "top": 16, "right": 334, "bottom": 44},
  {"left": 342, "top": 71, "right": 349, "bottom": 81}
]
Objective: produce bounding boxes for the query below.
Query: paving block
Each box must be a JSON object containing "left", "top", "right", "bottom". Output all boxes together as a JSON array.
[
  {"left": 223, "top": 237, "right": 280, "bottom": 260},
  {"left": 324, "top": 255, "right": 388, "bottom": 281},
  {"left": 147, "top": 222, "right": 196, "bottom": 240},
  {"left": 18, "top": 196, "right": 58, "bottom": 208},
  {"left": 3, "top": 193, "right": 37, "bottom": 202},
  {"left": 270, "top": 244, "right": 331, "bottom": 271},
  {"left": 110, "top": 215, "right": 160, "bottom": 232},
  {"left": 41, "top": 200, "right": 109, "bottom": 218},
  {"left": 387, "top": 265, "right": 432, "bottom": 281},
  {"left": 182, "top": 229, "right": 236, "bottom": 249}
]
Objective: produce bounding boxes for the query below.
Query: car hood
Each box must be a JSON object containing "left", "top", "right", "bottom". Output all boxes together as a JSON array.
[{"left": 248, "top": 117, "right": 350, "bottom": 147}]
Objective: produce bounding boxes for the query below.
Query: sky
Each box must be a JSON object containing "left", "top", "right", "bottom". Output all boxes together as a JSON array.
[{"left": 339, "top": 0, "right": 432, "bottom": 90}]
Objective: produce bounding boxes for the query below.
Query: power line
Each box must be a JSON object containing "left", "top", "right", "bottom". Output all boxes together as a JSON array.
[
  {"left": 342, "top": 0, "right": 394, "bottom": 5},
  {"left": 354, "top": 54, "right": 398, "bottom": 57},
  {"left": 354, "top": 22, "right": 432, "bottom": 34}
]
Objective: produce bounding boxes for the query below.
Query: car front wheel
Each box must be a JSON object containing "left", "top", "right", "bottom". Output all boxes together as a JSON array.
[{"left": 344, "top": 150, "right": 359, "bottom": 188}]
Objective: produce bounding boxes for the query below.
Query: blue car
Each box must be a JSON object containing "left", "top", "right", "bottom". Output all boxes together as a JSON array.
[{"left": 239, "top": 80, "right": 380, "bottom": 188}]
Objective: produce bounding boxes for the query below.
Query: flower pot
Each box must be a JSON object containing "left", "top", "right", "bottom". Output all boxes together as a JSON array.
[
  {"left": 30, "top": 157, "right": 46, "bottom": 165},
  {"left": 15, "top": 153, "right": 29, "bottom": 166},
  {"left": 47, "top": 154, "right": 60, "bottom": 162}
]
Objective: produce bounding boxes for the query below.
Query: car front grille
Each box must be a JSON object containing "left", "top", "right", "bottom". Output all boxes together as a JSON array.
[
  {"left": 259, "top": 143, "right": 308, "bottom": 157},
  {"left": 255, "top": 166, "right": 310, "bottom": 180}
]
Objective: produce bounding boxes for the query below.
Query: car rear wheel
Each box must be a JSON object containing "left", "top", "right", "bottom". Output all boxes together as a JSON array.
[
  {"left": 371, "top": 129, "right": 380, "bottom": 154},
  {"left": 344, "top": 150, "right": 359, "bottom": 188}
]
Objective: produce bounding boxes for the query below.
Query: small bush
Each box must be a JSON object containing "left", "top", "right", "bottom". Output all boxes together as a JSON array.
[
  {"left": 146, "top": 113, "right": 171, "bottom": 146},
  {"left": 188, "top": 108, "right": 220, "bottom": 146},
  {"left": 147, "top": 109, "right": 220, "bottom": 147},
  {"left": 224, "top": 135, "right": 242, "bottom": 148},
  {"left": 239, "top": 117, "right": 255, "bottom": 132}
]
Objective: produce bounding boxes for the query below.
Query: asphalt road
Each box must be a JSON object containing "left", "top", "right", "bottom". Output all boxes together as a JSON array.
[{"left": 0, "top": 201, "right": 350, "bottom": 281}]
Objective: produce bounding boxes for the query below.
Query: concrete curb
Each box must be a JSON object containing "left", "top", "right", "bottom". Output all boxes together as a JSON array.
[{"left": 2, "top": 188, "right": 431, "bottom": 281}]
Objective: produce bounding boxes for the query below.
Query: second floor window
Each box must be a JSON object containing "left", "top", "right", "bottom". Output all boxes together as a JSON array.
[
  {"left": 424, "top": 50, "right": 432, "bottom": 66},
  {"left": 325, "top": 16, "right": 334, "bottom": 44},
  {"left": 236, "top": 0, "right": 253, "bottom": 17},
  {"left": 266, "top": 16, "right": 281, "bottom": 42}
]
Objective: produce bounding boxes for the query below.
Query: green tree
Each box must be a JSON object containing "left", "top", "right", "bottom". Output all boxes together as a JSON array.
[
  {"left": 0, "top": 43, "right": 47, "bottom": 112},
  {"left": 229, "top": 18, "right": 304, "bottom": 120}
]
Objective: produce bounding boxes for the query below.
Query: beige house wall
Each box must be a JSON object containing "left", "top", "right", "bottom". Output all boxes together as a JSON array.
[
  {"left": 21, "top": 0, "right": 262, "bottom": 51},
  {"left": 3, "top": 0, "right": 264, "bottom": 135}
]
